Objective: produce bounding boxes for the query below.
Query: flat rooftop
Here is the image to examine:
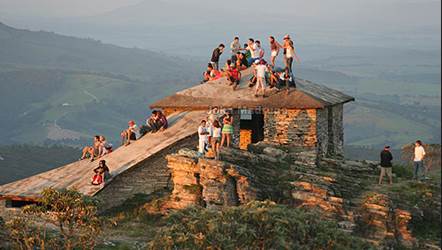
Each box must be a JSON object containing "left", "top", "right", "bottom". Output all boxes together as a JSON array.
[{"left": 150, "top": 68, "right": 354, "bottom": 110}]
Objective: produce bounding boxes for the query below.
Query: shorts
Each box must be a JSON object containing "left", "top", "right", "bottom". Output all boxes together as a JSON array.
[
  {"left": 212, "top": 137, "right": 221, "bottom": 143},
  {"left": 222, "top": 124, "right": 233, "bottom": 134},
  {"left": 380, "top": 167, "right": 392, "bottom": 177},
  {"left": 271, "top": 51, "right": 278, "bottom": 57}
]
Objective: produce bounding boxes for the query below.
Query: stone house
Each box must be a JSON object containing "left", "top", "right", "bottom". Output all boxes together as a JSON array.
[{"left": 150, "top": 73, "right": 354, "bottom": 160}]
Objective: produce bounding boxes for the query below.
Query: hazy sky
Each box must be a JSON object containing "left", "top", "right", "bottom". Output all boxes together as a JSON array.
[
  {"left": 0, "top": 0, "right": 143, "bottom": 17},
  {"left": 0, "top": 0, "right": 440, "bottom": 55},
  {"left": 1, "top": 0, "right": 440, "bottom": 20}
]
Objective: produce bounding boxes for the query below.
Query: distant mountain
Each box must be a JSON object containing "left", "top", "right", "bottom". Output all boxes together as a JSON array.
[
  {"left": 0, "top": 22, "right": 199, "bottom": 80},
  {"left": 0, "top": 23, "right": 201, "bottom": 145}
]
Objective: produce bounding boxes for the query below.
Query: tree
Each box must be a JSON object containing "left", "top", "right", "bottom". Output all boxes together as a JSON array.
[{"left": 5, "top": 188, "right": 102, "bottom": 250}]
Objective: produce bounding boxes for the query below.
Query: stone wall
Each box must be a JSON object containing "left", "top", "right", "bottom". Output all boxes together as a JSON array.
[
  {"left": 330, "top": 104, "right": 344, "bottom": 158},
  {"left": 263, "top": 109, "right": 317, "bottom": 147},
  {"left": 96, "top": 135, "right": 198, "bottom": 211},
  {"left": 316, "top": 108, "right": 329, "bottom": 158},
  {"left": 232, "top": 109, "right": 241, "bottom": 147},
  {"left": 315, "top": 105, "right": 344, "bottom": 159}
]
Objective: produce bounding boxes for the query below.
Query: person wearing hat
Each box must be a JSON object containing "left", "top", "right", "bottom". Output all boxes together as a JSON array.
[
  {"left": 282, "top": 35, "right": 300, "bottom": 74},
  {"left": 379, "top": 145, "right": 393, "bottom": 184}
]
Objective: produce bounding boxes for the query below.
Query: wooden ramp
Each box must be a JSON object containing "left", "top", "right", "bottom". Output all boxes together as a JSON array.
[{"left": 0, "top": 111, "right": 206, "bottom": 201}]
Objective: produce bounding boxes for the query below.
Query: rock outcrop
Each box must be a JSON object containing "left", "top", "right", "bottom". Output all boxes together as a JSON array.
[
  {"left": 163, "top": 152, "right": 258, "bottom": 210},
  {"left": 146, "top": 141, "right": 442, "bottom": 248}
]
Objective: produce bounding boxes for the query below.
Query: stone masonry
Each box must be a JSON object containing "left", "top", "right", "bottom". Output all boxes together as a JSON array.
[
  {"left": 164, "top": 152, "right": 258, "bottom": 210},
  {"left": 262, "top": 105, "right": 344, "bottom": 160},
  {"left": 96, "top": 135, "right": 198, "bottom": 211},
  {"left": 263, "top": 108, "right": 317, "bottom": 147}
]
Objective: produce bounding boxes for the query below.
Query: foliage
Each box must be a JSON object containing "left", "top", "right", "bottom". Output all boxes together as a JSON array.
[
  {"left": 4, "top": 188, "right": 102, "bottom": 250},
  {"left": 392, "top": 164, "right": 414, "bottom": 179},
  {"left": 147, "top": 201, "right": 373, "bottom": 250},
  {"left": 389, "top": 182, "right": 441, "bottom": 242}
]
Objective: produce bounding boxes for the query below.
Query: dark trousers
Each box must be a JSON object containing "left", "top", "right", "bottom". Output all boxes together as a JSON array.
[
  {"left": 413, "top": 161, "right": 424, "bottom": 180},
  {"left": 285, "top": 57, "right": 294, "bottom": 73}
]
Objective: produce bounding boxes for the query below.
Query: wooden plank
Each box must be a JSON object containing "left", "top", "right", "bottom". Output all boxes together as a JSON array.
[{"left": 0, "top": 111, "right": 206, "bottom": 200}]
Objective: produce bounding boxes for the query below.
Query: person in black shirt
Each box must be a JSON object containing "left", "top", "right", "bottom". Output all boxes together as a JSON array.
[
  {"left": 210, "top": 44, "right": 225, "bottom": 70},
  {"left": 379, "top": 145, "right": 393, "bottom": 184},
  {"left": 235, "top": 52, "right": 249, "bottom": 70}
]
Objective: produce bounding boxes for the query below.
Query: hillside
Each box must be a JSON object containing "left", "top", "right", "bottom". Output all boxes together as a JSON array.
[
  {"left": 0, "top": 144, "right": 80, "bottom": 185},
  {"left": 0, "top": 22, "right": 198, "bottom": 80},
  {"left": 0, "top": 23, "right": 201, "bottom": 145}
]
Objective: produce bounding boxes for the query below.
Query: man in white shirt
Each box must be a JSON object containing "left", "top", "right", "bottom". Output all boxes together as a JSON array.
[
  {"left": 413, "top": 140, "right": 426, "bottom": 181},
  {"left": 255, "top": 40, "right": 265, "bottom": 59},
  {"left": 254, "top": 60, "right": 267, "bottom": 97},
  {"left": 198, "top": 120, "right": 210, "bottom": 157},
  {"left": 247, "top": 38, "right": 260, "bottom": 65}
]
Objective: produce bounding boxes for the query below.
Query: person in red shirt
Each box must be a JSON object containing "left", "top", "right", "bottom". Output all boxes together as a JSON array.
[{"left": 227, "top": 64, "right": 242, "bottom": 90}]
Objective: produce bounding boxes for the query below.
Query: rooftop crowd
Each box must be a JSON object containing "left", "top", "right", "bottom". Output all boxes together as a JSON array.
[
  {"left": 202, "top": 35, "right": 301, "bottom": 96},
  {"left": 78, "top": 34, "right": 431, "bottom": 187}
]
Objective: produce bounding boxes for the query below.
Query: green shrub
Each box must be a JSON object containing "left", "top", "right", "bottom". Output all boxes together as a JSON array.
[
  {"left": 5, "top": 188, "right": 102, "bottom": 250},
  {"left": 148, "top": 201, "right": 373, "bottom": 250},
  {"left": 392, "top": 164, "right": 413, "bottom": 179}
]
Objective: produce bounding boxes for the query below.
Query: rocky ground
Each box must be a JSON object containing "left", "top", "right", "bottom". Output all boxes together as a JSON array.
[
  {"left": 110, "top": 142, "right": 440, "bottom": 249},
  {"left": 2, "top": 142, "right": 440, "bottom": 249}
]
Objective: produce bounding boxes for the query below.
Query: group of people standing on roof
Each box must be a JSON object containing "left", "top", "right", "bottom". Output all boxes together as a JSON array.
[
  {"left": 197, "top": 107, "right": 234, "bottom": 160},
  {"left": 202, "top": 35, "right": 300, "bottom": 96}
]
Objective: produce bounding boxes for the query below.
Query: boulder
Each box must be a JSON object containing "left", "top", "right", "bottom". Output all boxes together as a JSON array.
[
  {"left": 263, "top": 147, "right": 288, "bottom": 159},
  {"left": 177, "top": 148, "right": 199, "bottom": 159}
]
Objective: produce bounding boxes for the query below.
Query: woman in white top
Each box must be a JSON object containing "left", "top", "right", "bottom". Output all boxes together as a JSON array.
[
  {"left": 282, "top": 35, "right": 300, "bottom": 74},
  {"left": 210, "top": 120, "right": 222, "bottom": 160}
]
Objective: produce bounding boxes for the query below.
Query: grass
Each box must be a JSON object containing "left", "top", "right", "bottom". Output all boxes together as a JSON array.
[{"left": 374, "top": 164, "right": 441, "bottom": 244}]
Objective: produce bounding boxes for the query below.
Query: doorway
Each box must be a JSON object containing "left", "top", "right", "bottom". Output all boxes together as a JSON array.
[{"left": 239, "top": 110, "right": 264, "bottom": 149}]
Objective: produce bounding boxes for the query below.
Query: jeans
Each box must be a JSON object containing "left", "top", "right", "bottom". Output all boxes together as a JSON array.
[
  {"left": 413, "top": 161, "right": 424, "bottom": 180},
  {"left": 285, "top": 57, "right": 294, "bottom": 73},
  {"left": 247, "top": 57, "right": 259, "bottom": 66}
]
